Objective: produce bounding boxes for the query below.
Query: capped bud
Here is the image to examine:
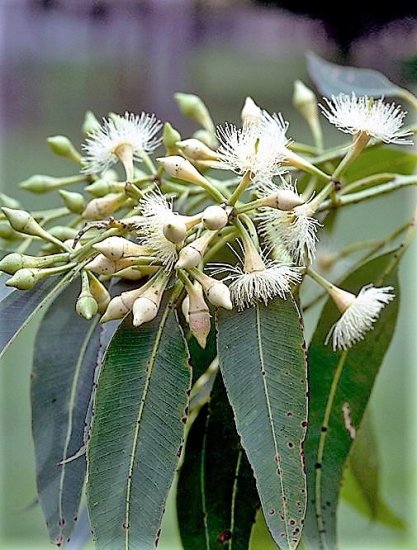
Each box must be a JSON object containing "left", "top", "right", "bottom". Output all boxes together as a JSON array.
[
  {"left": 86, "top": 254, "right": 138, "bottom": 275},
  {"left": 163, "top": 122, "right": 181, "bottom": 155},
  {"left": 93, "top": 236, "right": 147, "bottom": 261},
  {"left": 0, "top": 221, "right": 21, "bottom": 240},
  {"left": 191, "top": 269, "right": 232, "bottom": 310},
  {"left": 0, "top": 252, "right": 68, "bottom": 275},
  {"left": 293, "top": 80, "right": 318, "bottom": 122},
  {"left": 89, "top": 277, "right": 111, "bottom": 313},
  {"left": 48, "top": 226, "right": 78, "bottom": 241},
  {"left": 241, "top": 96, "right": 262, "bottom": 126},
  {"left": 192, "top": 129, "right": 218, "bottom": 149},
  {"left": 174, "top": 93, "right": 215, "bottom": 133},
  {"left": 85, "top": 179, "right": 125, "bottom": 197},
  {"left": 162, "top": 218, "right": 187, "bottom": 244},
  {"left": 76, "top": 292, "right": 98, "bottom": 320},
  {"left": 112, "top": 266, "right": 144, "bottom": 280},
  {"left": 201, "top": 205, "right": 228, "bottom": 230},
  {"left": 261, "top": 189, "right": 305, "bottom": 211},
  {"left": 157, "top": 156, "right": 210, "bottom": 189},
  {"left": 132, "top": 276, "right": 167, "bottom": 327},
  {"left": 47, "top": 135, "right": 81, "bottom": 163},
  {"left": 177, "top": 139, "right": 218, "bottom": 161},
  {"left": 181, "top": 295, "right": 190, "bottom": 323},
  {"left": 6, "top": 268, "right": 41, "bottom": 290},
  {"left": 187, "top": 283, "right": 211, "bottom": 348},
  {"left": 176, "top": 231, "right": 215, "bottom": 269},
  {"left": 19, "top": 174, "right": 57, "bottom": 193},
  {"left": 82, "top": 110, "right": 101, "bottom": 136},
  {"left": 1, "top": 207, "right": 58, "bottom": 242},
  {"left": 82, "top": 193, "right": 126, "bottom": 220},
  {"left": 0, "top": 193, "right": 21, "bottom": 209},
  {"left": 0, "top": 253, "right": 24, "bottom": 274},
  {"left": 59, "top": 190, "right": 86, "bottom": 214},
  {"left": 101, "top": 287, "right": 144, "bottom": 323}
]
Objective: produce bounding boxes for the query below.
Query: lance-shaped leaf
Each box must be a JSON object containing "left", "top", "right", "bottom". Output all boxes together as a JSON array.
[
  {"left": 177, "top": 374, "right": 259, "bottom": 549},
  {"left": 217, "top": 297, "right": 308, "bottom": 550},
  {"left": 0, "top": 273, "right": 75, "bottom": 360},
  {"left": 303, "top": 251, "right": 400, "bottom": 550},
  {"left": 307, "top": 52, "right": 403, "bottom": 98},
  {"left": 87, "top": 302, "right": 191, "bottom": 549},
  {"left": 345, "top": 147, "right": 417, "bottom": 185},
  {"left": 31, "top": 281, "right": 101, "bottom": 547}
]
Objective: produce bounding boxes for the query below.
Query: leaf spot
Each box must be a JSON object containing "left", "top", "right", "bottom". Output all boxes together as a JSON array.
[
  {"left": 217, "top": 530, "right": 232, "bottom": 543},
  {"left": 123, "top": 522, "right": 129, "bottom": 530},
  {"left": 342, "top": 402, "right": 356, "bottom": 439},
  {"left": 268, "top": 508, "right": 276, "bottom": 516}
]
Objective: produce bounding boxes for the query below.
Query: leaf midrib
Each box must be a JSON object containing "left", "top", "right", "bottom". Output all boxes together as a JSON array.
[{"left": 124, "top": 304, "right": 171, "bottom": 550}]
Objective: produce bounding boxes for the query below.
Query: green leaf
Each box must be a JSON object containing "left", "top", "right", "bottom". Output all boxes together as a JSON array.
[
  {"left": 345, "top": 146, "right": 417, "bottom": 184},
  {"left": 307, "top": 52, "right": 403, "bottom": 98},
  {"left": 0, "top": 273, "right": 75, "bottom": 360},
  {"left": 304, "top": 251, "right": 400, "bottom": 550},
  {"left": 87, "top": 300, "right": 191, "bottom": 549},
  {"left": 31, "top": 282, "right": 101, "bottom": 546},
  {"left": 342, "top": 412, "right": 405, "bottom": 530},
  {"left": 177, "top": 375, "right": 259, "bottom": 549},
  {"left": 217, "top": 297, "right": 308, "bottom": 550}
]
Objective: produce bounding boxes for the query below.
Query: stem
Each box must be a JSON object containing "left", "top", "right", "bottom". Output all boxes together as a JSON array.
[
  {"left": 203, "top": 227, "right": 238, "bottom": 263},
  {"left": 228, "top": 172, "right": 251, "bottom": 206},
  {"left": 288, "top": 142, "right": 318, "bottom": 155},
  {"left": 305, "top": 268, "right": 334, "bottom": 291},
  {"left": 141, "top": 152, "right": 157, "bottom": 175},
  {"left": 309, "top": 118, "right": 324, "bottom": 153},
  {"left": 317, "top": 175, "right": 417, "bottom": 212},
  {"left": 341, "top": 173, "right": 397, "bottom": 195},
  {"left": 332, "top": 132, "right": 370, "bottom": 180}
]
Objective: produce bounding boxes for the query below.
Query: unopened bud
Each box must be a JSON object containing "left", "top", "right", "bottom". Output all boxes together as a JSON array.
[
  {"left": 47, "top": 135, "right": 81, "bottom": 163},
  {"left": 157, "top": 156, "right": 210, "bottom": 189},
  {"left": 86, "top": 254, "right": 137, "bottom": 275},
  {"left": 6, "top": 268, "right": 41, "bottom": 290},
  {"left": 85, "top": 179, "right": 124, "bottom": 197},
  {"left": 100, "top": 287, "right": 144, "bottom": 323},
  {"left": 89, "top": 277, "right": 111, "bottom": 313},
  {"left": 59, "top": 190, "right": 86, "bottom": 214},
  {"left": 187, "top": 283, "right": 211, "bottom": 348},
  {"left": 0, "top": 252, "right": 67, "bottom": 275},
  {"left": 293, "top": 80, "right": 319, "bottom": 122},
  {"left": 176, "top": 232, "right": 215, "bottom": 269},
  {"left": 201, "top": 205, "right": 228, "bottom": 230},
  {"left": 93, "top": 236, "right": 147, "bottom": 261},
  {"left": 82, "top": 193, "right": 126, "bottom": 220},
  {"left": 0, "top": 221, "right": 21, "bottom": 240},
  {"left": 192, "top": 129, "right": 218, "bottom": 149},
  {"left": 76, "top": 292, "right": 98, "bottom": 320},
  {"left": 163, "top": 122, "right": 181, "bottom": 155},
  {"left": 261, "top": 189, "right": 305, "bottom": 211},
  {"left": 0, "top": 193, "right": 21, "bottom": 209},
  {"left": 241, "top": 97, "right": 262, "bottom": 126},
  {"left": 174, "top": 93, "right": 215, "bottom": 133},
  {"left": 177, "top": 139, "right": 218, "bottom": 161},
  {"left": 181, "top": 295, "right": 190, "bottom": 323},
  {"left": 1, "top": 207, "right": 56, "bottom": 242},
  {"left": 112, "top": 266, "right": 144, "bottom": 280},
  {"left": 191, "top": 269, "right": 232, "bottom": 310},
  {"left": 19, "top": 175, "right": 57, "bottom": 193},
  {"left": 48, "top": 226, "right": 78, "bottom": 241},
  {"left": 0, "top": 253, "right": 25, "bottom": 274},
  {"left": 132, "top": 296, "right": 159, "bottom": 327},
  {"left": 162, "top": 218, "right": 187, "bottom": 244},
  {"left": 82, "top": 110, "right": 101, "bottom": 136}
]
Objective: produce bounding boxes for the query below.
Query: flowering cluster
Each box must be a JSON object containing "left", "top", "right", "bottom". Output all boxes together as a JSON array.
[{"left": 0, "top": 87, "right": 413, "bottom": 351}]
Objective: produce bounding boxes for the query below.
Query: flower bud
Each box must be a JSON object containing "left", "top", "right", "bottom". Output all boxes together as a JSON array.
[
  {"left": 19, "top": 175, "right": 57, "bottom": 193},
  {"left": 1, "top": 207, "right": 56, "bottom": 242},
  {"left": 192, "top": 129, "right": 218, "bottom": 149},
  {"left": 0, "top": 193, "right": 21, "bottom": 209},
  {"left": 191, "top": 269, "right": 232, "bottom": 310},
  {"left": 0, "top": 221, "right": 21, "bottom": 240},
  {"left": 86, "top": 254, "right": 137, "bottom": 275},
  {"left": 89, "top": 277, "right": 111, "bottom": 313},
  {"left": 187, "top": 283, "right": 211, "bottom": 348},
  {"left": 157, "top": 156, "right": 210, "bottom": 189},
  {"left": 0, "top": 252, "right": 67, "bottom": 275},
  {"left": 100, "top": 287, "right": 144, "bottom": 323},
  {"left": 293, "top": 80, "right": 318, "bottom": 122},
  {"left": 176, "top": 232, "right": 215, "bottom": 269},
  {"left": 82, "top": 110, "right": 101, "bottom": 136},
  {"left": 48, "top": 226, "right": 78, "bottom": 241},
  {"left": 181, "top": 295, "right": 190, "bottom": 323},
  {"left": 112, "top": 266, "right": 144, "bottom": 280},
  {"left": 132, "top": 296, "right": 159, "bottom": 327},
  {"left": 176, "top": 139, "right": 218, "bottom": 161},
  {"left": 82, "top": 193, "right": 126, "bottom": 220},
  {"left": 59, "top": 190, "right": 86, "bottom": 214},
  {"left": 85, "top": 179, "right": 125, "bottom": 197},
  {"left": 76, "top": 291, "right": 98, "bottom": 320},
  {"left": 241, "top": 96, "right": 262, "bottom": 126},
  {"left": 6, "top": 268, "right": 41, "bottom": 290},
  {"left": 163, "top": 122, "right": 181, "bottom": 155},
  {"left": 162, "top": 218, "right": 187, "bottom": 244},
  {"left": 47, "top": 135, "right": 81, "bottom": 163},
  {"left": 0, "top": 253, "right": 25, "bottom": 274},
  {"left": 261, "top": 189, "right": 305, "bottom": 211},
  {"left": 174, "top": 93, "right": 215, "bottom": 133},
  {"left": 93, "top": 237, "right": 147, "bottom": 261},
  {"left": 201, "top": 205, "right": 228, "bottom": 230}
]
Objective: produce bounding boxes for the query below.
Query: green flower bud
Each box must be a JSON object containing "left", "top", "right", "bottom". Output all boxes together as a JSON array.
[
  {"left": 85, "top": 179, "right": 124, "bottom": 197},
  {"left": 6, "top": 268, "right": 40, "bottom": 290},
  {"left": 82, "top": 110, "right": 101, "bottom": 136},
  {"left": 0, "top": 221, "right": 21, "bottom": 241},
  {"left": 89, "top": 276, "right": 111, "bottom": 313},
  {"left": 19, "top": 175, "right": 57, "bottom": 193},
  {"left": 293, "top": 80, "right": 318, "bottom": 121},
  {"left": 48, "top": 226, "right": 77, "bottom": 241},
  {"left": 0, "top": 193, "right": 21, "bottom": 209},
  {"left": 47, "top": 135, "right": 81, "bottom": 163},
  {"left": 0, "top": 253, "right": 24, "bottom": 274},
  {"left": 1, "top": 207, "right": 52, "bottom": 240},
  {"left": 192, "top": 129, "right": 218, "bottom": 149},
  {"left": 76, "top": 292, "right": 98, "bottom": 320},
  {"left": 59, "top": 190, "right": 86, "bottom": 214},
  {"left": 174, "top": 93, "right": 215, "bottom": 133},
  {"left": 163, "top": 122, "right": 181, "bottom": 155}
]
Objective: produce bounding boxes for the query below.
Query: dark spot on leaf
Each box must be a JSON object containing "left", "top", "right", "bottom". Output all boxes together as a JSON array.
[
  {"left": 301, "top": 420, "right": 307, "bottom": 428},
  {"left": 280, "top": 532, "right": 286, "bottom": 538},
  {"left": 277, "top": 468, "right": 282, "bottom": 476},
  {"left": 73, "top": 516, "right": 77, "bottom": 522},
  {"left": 321, "top": 426, "right": 328, "bottom": 432},
  {"left": 287, "top": 442, "right": 294, "bottom": 449},
  {"left": 326, "top": 501, "right": 331, "bottom": 507},
  {"left": 123, "top": 522, "right": 129, "bottom": 530},
  {"left": 181, "top": 416, "right": 187, "bottom": 424},
  {"left": 51, "top": 398, "right": 57, "bottom": 404},
  {"left": 319, "top": 529, "right": 326, "bottom": 534},
  {"left": 217, "top": 530, "right": 232, "bottom": 543},
  {"left": 55, "top": 535, "right": 63, "bottom": 547},
  {"left": 286, "top": 411, "right": 293, "bottom": 417},
  {"left": 186, "top": 389, "right": 191, "bottom": 396},
  {"left": 176, "top": 445, "right": 183, "bottom": 458},
  {"left": 58, "top": 518, "right": 65, "bottom": 527},
  {"left": 268, "top": 508, "right": 275, "bottom": 516},
  {"left": 275, "top": 453, "right": 281, "bottom": 462},
  {"left": 289, "top": 519, "right": 296, "bottom": 526},
  {"left": 315, "top": 462, "right": 322, "bottom": 469}
]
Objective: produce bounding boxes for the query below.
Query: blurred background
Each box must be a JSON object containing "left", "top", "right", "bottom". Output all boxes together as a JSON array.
[{"left": 0, "top": 0, "right": 416, "bottom": 549}]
